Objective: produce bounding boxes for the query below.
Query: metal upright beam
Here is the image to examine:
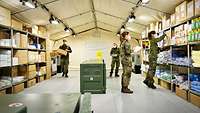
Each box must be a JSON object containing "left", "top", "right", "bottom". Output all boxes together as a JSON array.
[{"left": 90, "top": 0, "right": 97, "bottom": 28}]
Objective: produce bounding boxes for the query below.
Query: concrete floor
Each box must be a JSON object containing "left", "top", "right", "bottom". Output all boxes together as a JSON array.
[{"left": 20, "top": 71, "right": 200, "bottom": 113}]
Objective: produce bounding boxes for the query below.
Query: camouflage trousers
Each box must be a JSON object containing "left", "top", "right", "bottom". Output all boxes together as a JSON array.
[
  {"left": 121, "top": 56, "right": 132, "bottom": 87},
  {"left": 145, "top": 57, "right": 157, "bottom": 84},
  {"left": 61, "top": 58, "right": 69, "bottom": 74},
  {"left": 110, "top": 58, "right": 120, "bottom": 74}
]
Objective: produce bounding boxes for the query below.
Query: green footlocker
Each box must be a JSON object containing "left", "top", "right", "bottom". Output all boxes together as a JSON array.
[{"left": 80, "top": 59, "right": 106, "bottom": 94}]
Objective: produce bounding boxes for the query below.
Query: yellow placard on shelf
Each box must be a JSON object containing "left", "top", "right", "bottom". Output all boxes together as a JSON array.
[{"left": 96, "top": 50, "right": 103, "bottom": 61}]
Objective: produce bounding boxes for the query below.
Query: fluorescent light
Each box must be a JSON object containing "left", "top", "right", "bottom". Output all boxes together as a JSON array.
[
  {"left": 51, "top": 20, "right": 59, "bottom": 24},
  {"left": 128, "top": 18, "right": 135, "bottom": 23},
  {"left": 141, "top": 0, "right": 150, "bottom": 5},
  {"left": 121, "top": 25, "right": 125, "bottom": 32},
  {"left": 22, "top": 0, "right": 36, "bottom": 8},
  {"left": 64, "top": 27, "right": 70, "bottom": 33},
  {"left": 128, "top": 13, "right": 136, "bottom": 23},
  {"left": 49, "top": 15, "right": 59, "bottom": 24}
]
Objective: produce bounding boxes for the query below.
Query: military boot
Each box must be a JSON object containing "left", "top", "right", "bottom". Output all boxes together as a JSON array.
[
  {"left": 115, "top": 72, "right": 119, "bottom": 77},
  {"left": 121, "top": 87, "right": 133, "bottom": 94},
  {"left": 143, "top": 79, "right": 151, "bottom": 88},
  {"left": 110, "top": 71, "right": 113, "bottom": 77}
]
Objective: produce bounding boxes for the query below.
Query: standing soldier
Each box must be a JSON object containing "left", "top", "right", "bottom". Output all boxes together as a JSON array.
[
  {"left": 120, "top": 31, "right": 133, "bottom": 94},
  {"left": 59, "top": 40, "right": 72, "bottom": 78},
  {"left": 110, "top": 43, "right": 120, "bottom": 77},
  {"left": 143, "top": 31, "right": 166, "bottom": 89}
]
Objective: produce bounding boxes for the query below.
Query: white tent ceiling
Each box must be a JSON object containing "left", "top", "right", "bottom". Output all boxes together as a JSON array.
[{"left": 0, "top": 0, "right": 184, "bottom": 40}]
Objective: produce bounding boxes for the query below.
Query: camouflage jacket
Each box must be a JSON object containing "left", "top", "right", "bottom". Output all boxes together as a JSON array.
[
  {"left": 120, "top": 40, "right": 132, "bottom": 66},
  {"left": 110, "top": 47, "right": 120, "bottom": 59},
  {"left": 149, "top": 35, "right": 165, "bottom": 60}
]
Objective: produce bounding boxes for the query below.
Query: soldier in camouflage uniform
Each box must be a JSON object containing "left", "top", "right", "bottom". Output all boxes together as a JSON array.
[
  {"left": 59, "top": 40, "right": 72, "bottom": 78},
  {"left": 110, "top": 43, "right": 120, "bottom": 77},
  {"left": 143, "top": 31, "right": 166, "bottom": 89},
  {"left": 120, "top": 31, "right": 133, "bottom": 93}
]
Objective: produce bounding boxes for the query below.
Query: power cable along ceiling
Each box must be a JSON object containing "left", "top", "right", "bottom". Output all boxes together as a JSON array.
[{"left": 0, "top": 0, "right": 185, "bottom": 40}]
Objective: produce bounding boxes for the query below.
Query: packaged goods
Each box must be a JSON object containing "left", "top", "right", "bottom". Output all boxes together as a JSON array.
[{"left": 187, "top": 1, "right": 195, "bottom": 18}]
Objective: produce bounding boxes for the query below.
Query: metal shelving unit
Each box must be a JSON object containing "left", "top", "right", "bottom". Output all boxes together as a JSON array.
[
  {"left": 0, "top": 23, "right": 48, "bottom": 94},
  {"left": 141, "top": 14, "right": 200, "bottom": 105}
]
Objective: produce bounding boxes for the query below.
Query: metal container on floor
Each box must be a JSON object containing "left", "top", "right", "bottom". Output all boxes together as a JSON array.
[{"left": 80, "top": 59, "right": 106, "bottom": 94}]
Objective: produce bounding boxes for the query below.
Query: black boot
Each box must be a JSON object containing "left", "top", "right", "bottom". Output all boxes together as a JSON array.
[
  {"left": 62, "top": 73, "right": 65, "bottom": 77},
  {"left": 121, "top": 87, "right": 133, "bottom": 94},
  {"left": 143, "top": 79, "right": 151, "bottom": 88},
  {"left": 115, "top": 70, "right": 119, "bottom": 77}
]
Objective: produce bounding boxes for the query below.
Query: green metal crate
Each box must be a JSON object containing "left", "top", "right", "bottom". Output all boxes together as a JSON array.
[{"left": 80, "top": 59, "right": 106, "bottom": 94}]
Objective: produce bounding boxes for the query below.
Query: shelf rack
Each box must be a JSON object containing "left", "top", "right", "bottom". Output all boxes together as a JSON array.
[
  {"left": 0, "top": 23, "right": 49, "bottom": 94},
  {"left": 141, "top": 14, "right": 200, "bottom": 105}
]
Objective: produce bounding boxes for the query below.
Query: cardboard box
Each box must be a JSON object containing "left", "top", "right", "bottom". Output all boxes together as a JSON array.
[
  {"left": 38, "top": 26, "right": 47, "bottom": 37},
  {"left": 0, "top": 6, "right": 11, "bottom": 26},
  {"left": 57, "top": 49, "right": 67, "bottom": 55},
  {"left": 28, "top": 51, "right": 38, "bottom": 63},
  {"left": 11, "top": 19, "right": 23, "bottom": 30},
  {"left": 20, "top": 34, "right": 27, "bottom": 48},
  {"left": 27, "top": 78, "right": 36, "bottom": 87},
  {"left": 12, "top": 67, "right": 18, "bottom": 77},
  {"left": 12, "top": 57, "right": 19, "bottom": 66},
  {"left": 32, "top": 25, "right": 38, "bottom": 35},
  {"left": 187, "top": 1, "right": 195, "bottom": 18},
  {"left": 15, "top": 50, "right": 28, "bottom": 64},
  {"left": 28, "top": 65, "right": 36, "bottom": 72},
  {"left": 13, "top": 33, "right": 21, "bottom": 47},
  {"left": 0, "top": 90, "right": 6, "bottom": 95},
  {"left": 176, "top": 86, "right": 188, "bottom": 100},
  {"left": 195, "top": 0, "right": 200, "bottom": 15},
  {"left": 189, "top": 92, "right": 200, "bottom": 107},
  {"left": 28, "top": 71, "right": 36, "bottom": 79},
  {"left": 0, "top": 31, "right": 9, "bottom": 39},
  {"left": 180, "top": 1, "right": 187, "bottom": 21},
  {"left": 18, "top": 66, "right": 27, "bottom": 74},
  {"left": 175, "top": 5, "right": 181, "bottom": 23},
  {"left": 171, "top": 14, "right": 176, "bottom": 25},
  {"left": 160, "top": 80, "right": 171, "bottom": 90},
  {"left": 13, "top": 83, "right": 24, "bottom": 93}
]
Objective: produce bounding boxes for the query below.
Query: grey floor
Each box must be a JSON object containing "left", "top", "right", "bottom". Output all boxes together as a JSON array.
[{"left": 20, "top": 71, "right": 200, "bottom": 113}]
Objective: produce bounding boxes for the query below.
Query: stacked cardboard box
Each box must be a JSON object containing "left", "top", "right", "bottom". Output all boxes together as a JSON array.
[
  {"left": 18, "top": 66, "right": 27, "bottom": 78},
  {"left": 195, "top": 0, "right": 200, "bottom": 15},
  {"left": 13, "top": 32, "right": 21, "bottom": 47},
  {"left": 32, "top": 25, "right": 38, "bottom": 35},
  {"left": 12, "top": 67, "right": 18, "bottom": 77},
  {"left": 38, "top": 26, "right": 47, "bottom": 37},
  {"left": 0, "top": 50, "right": 11, "bottom": 67},
  {"left": 13, "top": 83, "right": 24, "bottom": 93},
  {"left": 39, "top": 66, "right": 46, "bottom": 75},
  {"left": 20, "top": 34, "right": 27, "bottom": 48},
  {"left": 0, "top": 90, "right": 6, "bottom": 95},
  {"left": 28, "top": 51, "right": 38, "bottom": 64},
  {"left": 27, "top": 78, "right": 36, "bottom": 87},
  {"left": 15, "top": 50, "right": 28, "bottom": 64},
  {"left": 189, "top": 92, "right": 200, "bottom": 107},
  {"left": 0, "top": 32, "right": 12, "bottom": 46},
  {"left": 171, "top": 14, "right": 176, "bottom": 25},
  {"left": 0, "top": 6, "right": 11, "bottom": 26},
  {"left": 28, "top": 65, "right": 36, "bottom": 79},
  {"left": 11, "top": 19, "right": 23, "bottom": 30},
  {"left": 0, "top": 31, "right": 9, "bottom": 39},
  {"left": 187, "top": 1, "right": 195, "bottom": 19},
  {"left": 38, "top": 52, "right": 46, "bottom": 62},
  {"left": 180, "top": 1, "right": 187, "bottom": 21}
]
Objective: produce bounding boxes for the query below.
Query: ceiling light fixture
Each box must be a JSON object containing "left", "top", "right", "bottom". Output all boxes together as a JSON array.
[
  {"left": 117, "top": 31, "right": 120, "bottom": 37},
  {"left": 141, "top": 0, "right": 150, "bottom": 5},
  {"left": 64, "top": 27, "right": 71, "bottom": 33},
  {"left": 128, "top": 12, "right": 136, "bottom": 23},
  {"left": 49, "top": 15, "right": 59, "bottom": 24},
  {"left": 20, "top": 0, "right": 36, "bottom": 8},
  {"left": 121, "top": 25, "right": 125, "bottom": 32}
]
